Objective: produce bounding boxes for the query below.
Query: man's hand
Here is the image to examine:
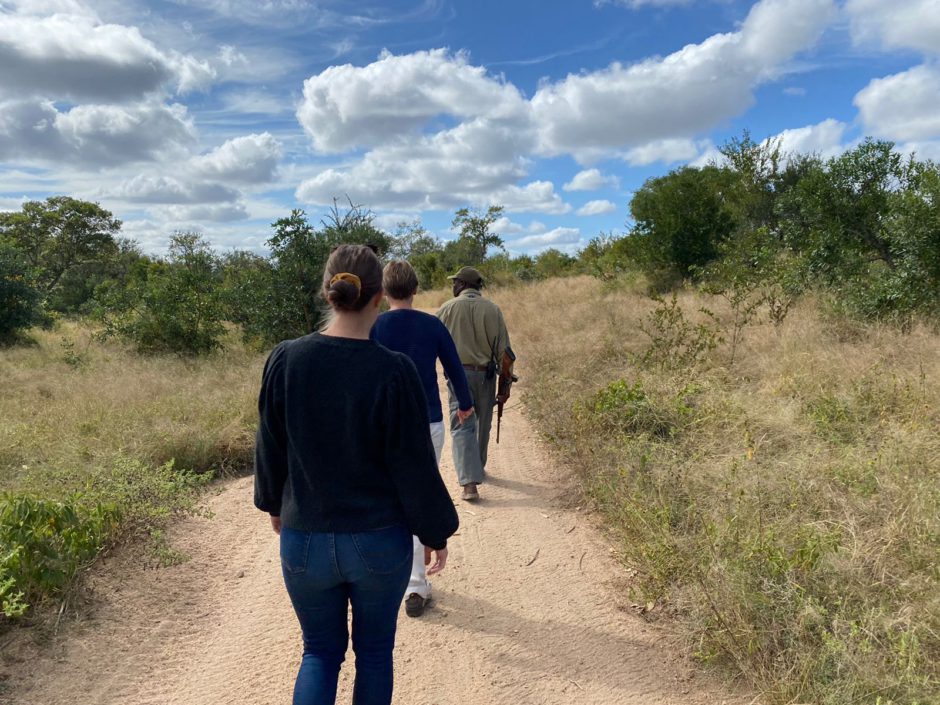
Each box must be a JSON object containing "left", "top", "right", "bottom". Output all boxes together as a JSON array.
[
  {"left": 456, "top": 407, "right": 474, "bottom": 425},
  {"left": 424, "top": 546, "right": 448, "bottom": 575},
  {"left": 270, "top": 515, "right": 282, "bottom": 535}
]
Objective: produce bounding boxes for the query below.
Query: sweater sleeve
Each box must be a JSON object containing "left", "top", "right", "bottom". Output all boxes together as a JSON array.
[
  {"left": 436, "top": 320, "right": 474, "bottom": 411},
  {"left": 254, "top": 343, "right": 289, "bottom": 516},
  {"left": 385, "top": 356, "right": 459, "bottom": 550}
]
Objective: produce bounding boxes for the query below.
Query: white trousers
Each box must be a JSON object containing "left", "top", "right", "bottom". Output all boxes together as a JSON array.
[{"left": 407, "top": 422, "right": 445, "bottom": 599}]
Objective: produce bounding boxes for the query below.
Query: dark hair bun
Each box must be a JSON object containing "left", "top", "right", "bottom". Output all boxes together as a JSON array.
[{"left": 326, "top": 279, "right": 360, "bottom": 309}]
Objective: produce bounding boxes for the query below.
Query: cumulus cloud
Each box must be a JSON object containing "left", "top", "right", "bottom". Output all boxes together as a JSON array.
[
  {"left": 623, "top": 138, "right": 704, "bottom": 166},
  {"left": 0, "top": 8, "right": 214, "bottom": 102},
  {"left": 296, "top": 49, "right": 529, "bottom": 153},
  {"left": 532, "top": 0, "right": 837, "bottom": 160},
  {"left": 192, "top": 133, "right": 283, "bottom": 184},
  {"left": 770, "top": 118, "right": 848, "bottom": 157},
  {"left": 0, "top": 99, "right": 196, "bottom": 167},
  {"left": 296, "top": 117, "right": 538, "bottom": 211},
  {"left": 507, "top": 226, "right": 582, "bottom": 251},
  {"left": 846, "top": 0, "right": 940, "bottom": 55},
  {"left": 493, "top": 182, "right": 571, "bottom": 215},
  {"left": 111, "top": 174, "right": 241, "bottom": 204},
  {"left": 897, "top": 140, "right": 940, "bottom": 161},
  {"left": 158, "top": 203, "right": 251, "bottom": 222},
  {"left": 577, "top": 199, "right": 618, "bottom": 216},
  {"left": 563, "top": 168, "right": 618, "bottom": 191},
  {"left": 854, "top": 65, "right": 940, "bottom": 142},
  {"left": 292, "top": 0, "right": 836, "bottom": 219}
]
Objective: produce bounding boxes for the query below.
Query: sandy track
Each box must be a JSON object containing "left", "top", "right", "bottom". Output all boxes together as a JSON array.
[{"left": 6, "top": 386, "right": 748, "bottom": 705}]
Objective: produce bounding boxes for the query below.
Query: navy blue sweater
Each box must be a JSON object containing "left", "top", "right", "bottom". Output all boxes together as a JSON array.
[
  {"left": 253, "top": 333, "right": 459, "bottom": 550},
  {"left": 371, "top": 309, "right": 473, "bottom": 423}
]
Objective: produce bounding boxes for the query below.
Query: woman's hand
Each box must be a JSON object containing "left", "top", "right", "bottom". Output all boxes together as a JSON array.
[
  {"left": 424, "top": 546, "right": 448, "bottom": 575},
  {"left": 270, "top": 515, "right": 282, "bottom": 534},
  {"left": 456, "top": 407, "right": 474, "bottom": 425}
]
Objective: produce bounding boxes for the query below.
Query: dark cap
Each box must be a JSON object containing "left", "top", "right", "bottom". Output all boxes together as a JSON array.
[{"left": 447, "top": 266, "right": 484, "bottom": 286}]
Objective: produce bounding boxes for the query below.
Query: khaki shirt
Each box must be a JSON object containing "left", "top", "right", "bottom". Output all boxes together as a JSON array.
[{"left": 436, "top": 290, "right": 511, "bottom": 367}]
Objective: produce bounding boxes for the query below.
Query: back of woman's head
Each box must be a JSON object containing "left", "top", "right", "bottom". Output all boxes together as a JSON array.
[
  {"left": 383, "top": 260, "right": 419, "bottom": 300},
  {"left": 322, "top": 244, "right": 383, "bottom": 312}
]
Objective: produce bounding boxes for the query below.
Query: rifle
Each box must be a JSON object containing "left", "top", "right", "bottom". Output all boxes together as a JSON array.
[{"left": 496, "top": 373, "right": 519, "bottom": 444}]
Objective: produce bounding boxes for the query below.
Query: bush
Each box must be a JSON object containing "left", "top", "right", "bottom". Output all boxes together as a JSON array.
[
  {"left": 100, "top": 233, "right": 226, "bottom": 355},
  {"left": 0, "top": 495, "right": 118, "bottom": 616}
]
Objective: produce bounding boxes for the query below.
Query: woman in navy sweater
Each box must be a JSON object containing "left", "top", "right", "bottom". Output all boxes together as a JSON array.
[
  {"left": 254, "top": 245, "right": 458, "bottom": 705},
  {"left": 371, "top": 260, "right": 474, "bottom": 618}
]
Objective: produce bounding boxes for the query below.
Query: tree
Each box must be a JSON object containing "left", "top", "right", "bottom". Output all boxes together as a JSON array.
[
  {"left": 451, "top": 205, "right": 505, "bottom": 265},
  {"left": 101, "top": 233, "right": 226, "bottom": 355},
  {"left": 388, "top": 220, "right": 443, "bottom": 260},
  {"left": 628, "top": 166, "right": 738, "bottom": 282},
  {"left": 267, "top": 209, "right": 327, "bottom": 335},
  {"left": 0, "top": 241, "right": 44, "bottom": 344},
  {"left": 779, "top": 140, "right": 915, "bottom": 282},
  {"left": 0, "top": 197, "right": 120, "bottom": 296},
  {"left": 50, "top": 238, "right": 148, "bottom": 313},
  {"left": 719, "top": 130, "right": 784, "bottom": 232},
  {"left": 319, "top": 197, "right": 393, "bottom": 254}
]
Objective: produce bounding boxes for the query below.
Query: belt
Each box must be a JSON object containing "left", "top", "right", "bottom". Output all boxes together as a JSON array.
[{"left": 462, "top": 363, "right": 489, "bottom": 372}]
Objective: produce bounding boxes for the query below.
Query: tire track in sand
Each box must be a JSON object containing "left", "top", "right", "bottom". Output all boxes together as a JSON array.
[{"left": 6, "top": 375, "right": 751, "bottom": 705}]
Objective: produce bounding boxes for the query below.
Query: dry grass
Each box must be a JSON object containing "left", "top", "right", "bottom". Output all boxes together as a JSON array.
[
  {"left": 491, "top": 276, "right": 940, "bottom": 705},
  {"left": 1, "top": 320, "right": 262, "bottom": 492},
  {"left": 0, "top": 319, "right": 264, "bottom": 618}
]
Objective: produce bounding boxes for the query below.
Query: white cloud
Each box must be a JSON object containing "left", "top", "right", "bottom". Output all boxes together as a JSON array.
[
  {"left": 577, "top": 199, "right": 618, "bottom": 216},
  {"left": 111, "top": 175, "right": 241, "bottom": 204},
  {"left": 563, "top": 168, "right": 618, "bottom": 191},
  {"left": 158, "top": 203, "right": 251, "bottom": 222},
  {"left": 770, "top": 118, "right": 848, "bottom": 157},
  {"left": 296, "top": 117, "right": 537, "bottom": 211},
  {"left": 847, "top": 0, "right": 940, "bottom": 55},
  {"left": 783, "top": 86, "right": 807, "bottom": 96},
  {"left": 492, "top": 216, "right": 527, "bottom": 234},
  {"left": 0, "top": 8, "right": 213, "bottom": 101},
  {"left": 492, "top": 181, "right": 571, "bottom": 215},
  {"left": 897, "top": 140, "right": 940, "bottom": 161},
  {"left": 532, "top": 0, "right": 837, "bottom": 160},
  {"left": 855, "top": 64, "right": 940, "bottom": 141},
  {"left": 507, "top": 226, "right": 582, "bottom": 251},
  {"left": 0, "top": 99, "right": 196, "bottom": 167},
  {"left": 296, "top": 49, "right": 529, "bottom": 153},
  {"left": 192, "top": 133, "right": 283, "bottom": 184},
  {"left": 623, "top": 138, "right": 704, "bottom": 165}
]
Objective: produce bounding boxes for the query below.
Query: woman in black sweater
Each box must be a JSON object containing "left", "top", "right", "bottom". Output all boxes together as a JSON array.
[{"left": 254, "top": 244, "right": 459, "bottom": 705}]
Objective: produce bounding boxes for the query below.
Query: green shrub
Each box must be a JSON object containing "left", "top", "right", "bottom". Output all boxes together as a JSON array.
[
  {"left": 637, "top": 294, "right": 722, "bottom": 371},
  {"left": 0, "top": 494, "right": 119, "bottom": 616},
  {"left": 99, "top": 233, "right": 226, "bottom": 355}
]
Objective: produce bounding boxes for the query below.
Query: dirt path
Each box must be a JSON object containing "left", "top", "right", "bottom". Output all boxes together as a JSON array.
[{"left": 6, "top": 385, "right": 749, "bottom": 705}]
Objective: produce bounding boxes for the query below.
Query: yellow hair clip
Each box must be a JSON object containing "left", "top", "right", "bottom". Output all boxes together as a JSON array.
[{"left": 329, "top": 272, "right": 362, "bottom": 294}]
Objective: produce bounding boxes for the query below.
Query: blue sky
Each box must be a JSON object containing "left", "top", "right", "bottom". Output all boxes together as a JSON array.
[{"left": 1, "top": 0, "right": 938, "bottom": 255}]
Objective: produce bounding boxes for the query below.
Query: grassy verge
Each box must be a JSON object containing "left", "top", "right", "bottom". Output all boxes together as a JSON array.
[
  {"left": 492, "top": 276, "right": 939, "bottom": 705},
  {"left": 0, "top": 320, "right": 263, "bottom": 618}
]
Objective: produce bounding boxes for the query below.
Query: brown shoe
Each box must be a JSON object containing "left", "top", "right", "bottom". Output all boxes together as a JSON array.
[
  {"left": 461, "top": 483, "right": 479, "bottom": 501},
  {"left": 405, "top": 593, "right": 428, "bottom": 618}
]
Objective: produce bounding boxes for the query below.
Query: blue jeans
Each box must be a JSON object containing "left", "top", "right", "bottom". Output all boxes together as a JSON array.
[{"left": 280, "top": 524, "right": 413, "bottom": 705}]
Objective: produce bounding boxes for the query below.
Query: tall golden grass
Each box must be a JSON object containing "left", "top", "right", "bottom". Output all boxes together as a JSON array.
[
  {"left": 486, "top": 275, "right": 939, "bottom": 705},
  {"left": 1, "top": 321, "right": 261, "bottom": 492}
]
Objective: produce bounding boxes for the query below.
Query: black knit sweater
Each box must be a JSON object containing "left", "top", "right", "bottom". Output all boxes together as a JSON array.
[{"left": 253, "top": 333, "right": 459, "bottom": 550}]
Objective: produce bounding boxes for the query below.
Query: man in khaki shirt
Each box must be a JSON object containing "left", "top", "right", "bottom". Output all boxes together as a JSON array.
[{"left": 436, "top": 266, "right": 512, "bottom": 501}]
